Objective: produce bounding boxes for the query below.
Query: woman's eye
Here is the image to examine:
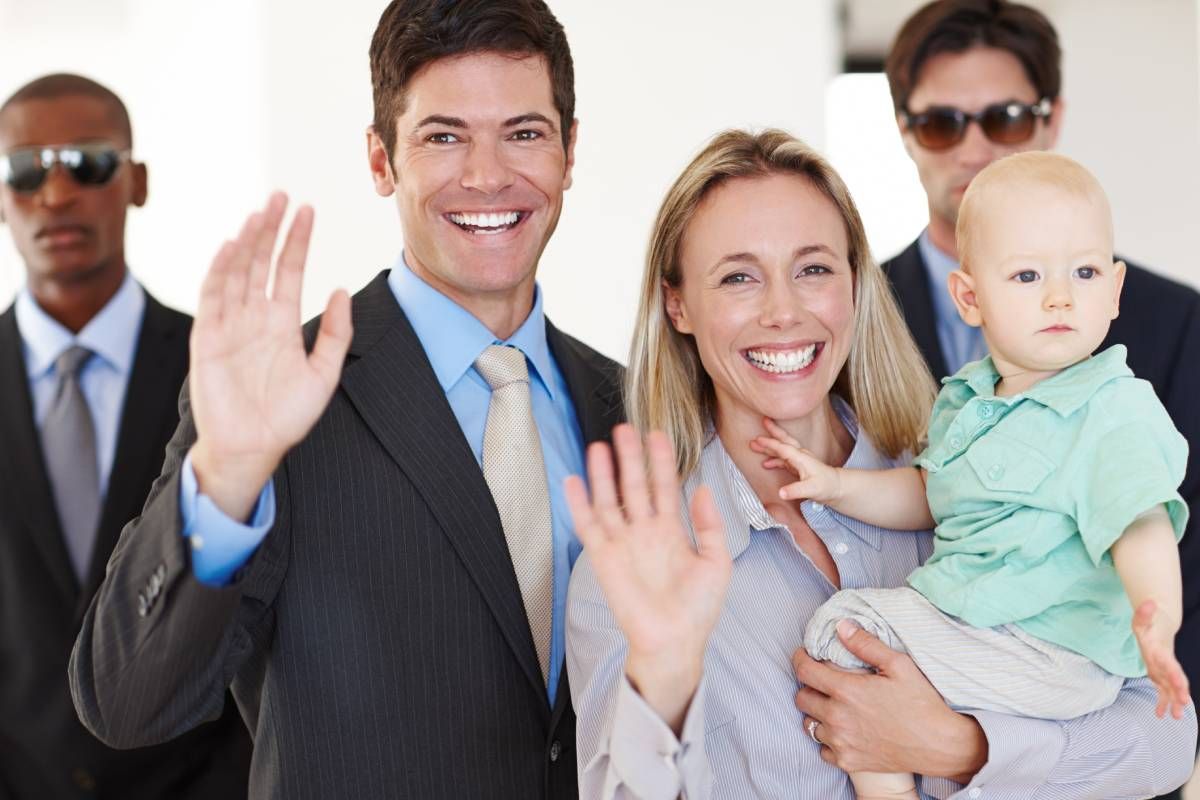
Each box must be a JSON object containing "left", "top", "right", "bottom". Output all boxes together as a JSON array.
[
  {"left": 1014, "top": 270, "right": 1039, "bottom": 283},
  {"left": 798, "top": 264, "right": 831, "bottom": 276},
  {"left": 720, "top": 272, "right": 751, "bottom": 285},
  {"left": 1075, "top": 266, "right": 1097, "bottom": 279}
]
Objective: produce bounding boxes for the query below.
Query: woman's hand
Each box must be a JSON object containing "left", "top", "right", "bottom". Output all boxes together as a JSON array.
[
  {"left": 750, "top": 417, "right": 843, "bottom": 503},
  {"left": 1132, "top": 599, "right": 1190, "bottom": 719},
  {"left": 565, "top": 424, "right": 732, "bottom": 734},
  {"left": 794, "top": 621, "right": 988, "bottom": 782}
]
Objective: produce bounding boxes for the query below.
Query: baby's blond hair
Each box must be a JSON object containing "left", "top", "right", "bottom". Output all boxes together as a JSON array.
[{"left": 956, "top": 151, "right": 1112, "bottom": 271}]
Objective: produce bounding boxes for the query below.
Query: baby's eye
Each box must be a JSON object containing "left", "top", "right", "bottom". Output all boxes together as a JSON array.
[
  {"left": 1075, "top": 266, "right": 1097, "bottom": 279},
  {"left": 1014, "top": 270, "right": 1039, "bottom": 283}
]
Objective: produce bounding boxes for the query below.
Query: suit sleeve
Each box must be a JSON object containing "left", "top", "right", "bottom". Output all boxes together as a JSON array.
[
  {"left": 69, "top": 376, "right": 290, "bottom": 748},
  {"left": 1168, "top": 295, "right": 1200, "bottom": 696}
]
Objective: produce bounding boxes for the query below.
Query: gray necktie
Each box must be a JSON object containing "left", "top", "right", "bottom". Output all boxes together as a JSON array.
[
  {"left": 40, "top": 345, "right": 100, "bottom": 582},
  {"left": 475, "top": 345, "right": 554, "bottom": 684}
]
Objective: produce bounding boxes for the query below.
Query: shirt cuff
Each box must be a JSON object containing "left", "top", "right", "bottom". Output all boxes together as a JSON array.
[
  {"left": 608, "top": 674, "right": 711, "bottom": 800},
  {"left": 940, "top": 710, "right": 1065, "bottom": 799},
  {"left": 179, "top": 451, "right": 275, "bottom": 587}
]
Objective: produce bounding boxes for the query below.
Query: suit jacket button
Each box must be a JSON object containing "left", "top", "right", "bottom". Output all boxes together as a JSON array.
[
  {"left": 71, "top": 767, "right": 96, "bottom": 791},
  {"left": 549, "top": 740, "right": 562, "bottom": 763}
]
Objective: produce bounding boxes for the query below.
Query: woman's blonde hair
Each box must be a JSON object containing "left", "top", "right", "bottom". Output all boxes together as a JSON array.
[{"left": 627, "top": 129, "right": 936, "bottom": 475}]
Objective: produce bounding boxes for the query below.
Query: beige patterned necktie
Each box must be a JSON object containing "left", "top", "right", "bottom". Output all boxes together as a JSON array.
[{"left": 475, "top": 344, "right": 553, "bottom": 684}]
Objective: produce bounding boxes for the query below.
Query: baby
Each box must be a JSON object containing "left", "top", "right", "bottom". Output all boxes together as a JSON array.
[{"left": 752, "top": 151, "right": 1189, "bottom": 800}]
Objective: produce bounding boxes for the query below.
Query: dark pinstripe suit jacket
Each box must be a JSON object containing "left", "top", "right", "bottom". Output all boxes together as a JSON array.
[
  {"left": 883, "top": 238, "right": 1200, "bottom": 716},
  {"left": 0, "top": 295, "right": 251, "bottom": 799},
  {"left": 69, "top": 271, "right": 624, "bottom": 799}
]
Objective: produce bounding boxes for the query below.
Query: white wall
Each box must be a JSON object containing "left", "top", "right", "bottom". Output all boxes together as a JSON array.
[
  {"left": 0, "top": 0, "right": 839, "bottom": 362},
  {"left": 0, "top": 0, "right": 1196, "bottom": 364}
]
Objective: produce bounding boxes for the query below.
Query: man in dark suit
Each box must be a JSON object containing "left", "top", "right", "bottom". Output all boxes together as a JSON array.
[
  {"left": 69, "top": 2, "right": 622, "bottom": 798},
  {"left": 880, "top": 6, "right": 1200, "bottom": 796},
  {"left": 0, "top": 75, "right": 251, "bottom": 798}
]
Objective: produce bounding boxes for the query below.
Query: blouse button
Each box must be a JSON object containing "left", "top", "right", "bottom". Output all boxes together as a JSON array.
[{"left": 833, "top": 542, "right": 850, "bottom": 555}]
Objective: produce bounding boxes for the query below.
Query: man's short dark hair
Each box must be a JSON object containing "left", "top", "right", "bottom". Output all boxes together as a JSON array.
[
  {"left": 369, "top": 0, "right": 575, "bottom": 161},
  {"left": 885, "top": 0, "right": 1061, "bottom": 114},
  {"left": 0, "top": 73, "right": 133, "bottom": 146}
]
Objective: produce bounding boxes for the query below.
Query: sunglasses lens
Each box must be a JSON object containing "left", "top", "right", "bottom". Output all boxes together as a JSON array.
[
  {"left": 912, "top": 109, "right": 966, "bottom": 151},
  {"left": 2, "top": 150, "right": 48, "bottom": 193},
  {"left": 67, "top": 147, "right": 122, "bottom": 186},
  {"left": 980, "top": 103, "right": 1036, "bottom": 145}
]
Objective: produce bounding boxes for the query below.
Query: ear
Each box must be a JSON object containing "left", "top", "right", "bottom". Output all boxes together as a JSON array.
[
  {"left": 896, "top": 111, "right": 918, "bottom": 160},
  {"left": 1044, "top": 97, "right": 1065, "bottom": 149},
  {"left": 561, "top": 118, "right": 578, "bottom": 191},
  {"left": 130, "top": 162, "right": 148, "bottom": 207},
  {"left": 663, "top": 280, "right": 692, "bottom": 334},
  {"left": 947, "top": 268, "right": 982, "bottom": 327},
  {"left": 1110, "top": 259, "right": 1127, "bottom": 319},
  {"left": 366, "top": 124, "right": 396, "bottom": 197}
]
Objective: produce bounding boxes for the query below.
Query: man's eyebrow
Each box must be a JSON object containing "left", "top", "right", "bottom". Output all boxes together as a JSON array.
[
  {"left": 504, "top": 112, "right": 556, "bottom": 129},
  {"left": 413, "top": 114, "right": 467, "bottom": 130}
]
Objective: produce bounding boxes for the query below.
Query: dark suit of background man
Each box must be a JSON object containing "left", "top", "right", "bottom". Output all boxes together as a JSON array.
[
  {"left": 0, "top": 75, "right": 251, "bottom": 799},
  {"left": 879, "top": 5, "right": 1200, "bottom": 798},
  {"left": 70, "top": 2, "right": 622, "bottom": 798}
]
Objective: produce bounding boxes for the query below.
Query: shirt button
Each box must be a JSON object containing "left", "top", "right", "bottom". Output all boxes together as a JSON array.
[
  {"left": 810, "top": 502, "right": 824, "bottom": 512},
  {"left": 979, "top": 403, "right": 995, "bottom": 418},
  {"left": 549, "top": 740, "right": 561, "bottom": 763},
  {"left": 967, "top": 788, "right": 982, "bottom": 799},
  {"left": 949, "top": 435, "right": 964, "bottom": 449},
  {"left": 833, "top": 542, "right": 849, "bottom": 555},
  {"left": 987, "top": 464, "right": 1004, "bottom": 481},
  {"left": 191, "top": 535, "right": 205, "bottom": 551}
]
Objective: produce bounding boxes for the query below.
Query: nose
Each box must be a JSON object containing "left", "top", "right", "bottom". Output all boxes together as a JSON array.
[
  {"left": 1043, "top": 274, "right": 1073, "bottom": 311},
  {"left": 954, "top": 120, "right": 996, "bottom": 172},
  {"left": 759, "top": 277, "right": 802, "bottom": 328},
  {"left": 460, "top": 139, "right": 515, "bottom": 195},
  {"left": 37, "top": 165, "right": 81, "bottom": 209}
]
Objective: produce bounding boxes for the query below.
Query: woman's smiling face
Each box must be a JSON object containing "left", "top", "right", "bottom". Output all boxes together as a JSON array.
[{"left": 666, "top": 172, "right": 855, "bottom": 430}]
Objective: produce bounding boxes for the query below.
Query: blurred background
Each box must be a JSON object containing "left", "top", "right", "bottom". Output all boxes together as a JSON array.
[
  {"left": 1, "top": 0, "right": 1197, "bottom": 793},
  {"left": 0, "top": 0, "right": 1197, "bottom": 363}
]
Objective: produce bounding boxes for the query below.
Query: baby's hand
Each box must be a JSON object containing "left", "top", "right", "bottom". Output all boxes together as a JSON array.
[
  {"left": 1132, "top": 599, "right": 1190, "bottom": 719},
  {"left": 749, "top": 417, "right": 842, "bottom": 504}
]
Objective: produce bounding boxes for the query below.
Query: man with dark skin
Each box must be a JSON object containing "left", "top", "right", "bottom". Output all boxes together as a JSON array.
[
  {"left": 0, "top": 73, "right": 251, "bottom": 799},
  {"left": 877, "top": 5, "right": 1200, "bottom": 798}
]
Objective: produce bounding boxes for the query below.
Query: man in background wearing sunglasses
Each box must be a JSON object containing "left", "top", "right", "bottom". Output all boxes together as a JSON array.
[
  {"left": 881, "top": 3, "right": 1200, "bottom": 797},
  {"left": 0, "top": 73, "right": 251, "bottom": 799}
]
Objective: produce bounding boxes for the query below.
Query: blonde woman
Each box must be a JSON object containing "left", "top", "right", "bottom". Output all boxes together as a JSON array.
[{"left": 564, "top": 129, "right": 1196, "bottom": 799}]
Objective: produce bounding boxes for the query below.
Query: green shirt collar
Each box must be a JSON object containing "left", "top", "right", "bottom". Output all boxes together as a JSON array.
[{"left": 946, "top": 345, "right": 1132, "bottom": 417}]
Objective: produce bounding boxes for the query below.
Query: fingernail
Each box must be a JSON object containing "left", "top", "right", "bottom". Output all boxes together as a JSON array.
[{"left": 836, "top": 619, "right": 858, "bottom": 638}]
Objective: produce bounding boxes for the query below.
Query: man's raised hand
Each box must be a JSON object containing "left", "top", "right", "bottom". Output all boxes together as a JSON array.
[{"left": 189, "top": 193, "right": 353, "bottom": 520}]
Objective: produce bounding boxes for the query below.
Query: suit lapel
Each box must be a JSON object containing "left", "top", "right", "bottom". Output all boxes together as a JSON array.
[
  {"left": 885, "top": 239, "right": 951, "bottom": 380},
  {"left": 338, "top": 273, "right": 549, "bottom": 711},
  {"left": 0, "top": 305, "right": 79, "bottom": 600},
  {"left": 546, "top": 321, "right": 623, "bottom": 447},
  {"left": 80, "top": 295, "right": 187, "bottom": 606}
]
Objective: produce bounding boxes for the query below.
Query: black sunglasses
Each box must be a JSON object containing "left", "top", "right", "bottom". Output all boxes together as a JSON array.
[
  {"left": 0, "top": 144, "right": 132, "bottom": 193},
  {"left": 901, "top": 98, "right": 1053, "bottom": 151}
]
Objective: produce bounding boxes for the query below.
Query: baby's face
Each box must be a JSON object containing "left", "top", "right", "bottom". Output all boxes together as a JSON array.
[{"left": 963, "top": 183, "right": 1123, "bottom": 379}]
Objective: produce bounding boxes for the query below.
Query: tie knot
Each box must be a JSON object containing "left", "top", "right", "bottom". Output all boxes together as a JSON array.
[
  {"left": 475, "top": 344, "right": 529, "bottom": 390},
  {"left": 55, "top": 345, "right": 94, "bottom": 378}
]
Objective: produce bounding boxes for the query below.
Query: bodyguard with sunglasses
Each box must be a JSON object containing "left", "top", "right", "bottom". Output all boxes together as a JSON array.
[
  {"left": 880, "top": 5, "right": 1200, "bottom": 797},
  {"left": 0, "top": 74, "right": 251, "bottom": 799}
]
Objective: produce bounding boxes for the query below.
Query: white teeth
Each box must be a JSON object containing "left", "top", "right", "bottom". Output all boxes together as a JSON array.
[
  {"left": 448, "top": 211, "right": 521, "bottom": 231},
  {"left": 746, "top": 344, "right": 818, "bottom": 374}
]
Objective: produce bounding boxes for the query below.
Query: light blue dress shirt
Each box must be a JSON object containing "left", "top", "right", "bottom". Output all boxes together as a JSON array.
[
  {"left": 917, "top": 229, "right": 986, "bottom": 374},
  {"left": 14, "top": 271, "right": 145, "bottom": 498},
  {"left": 180, "top": 256, "right": 586, "bottom": 703}
]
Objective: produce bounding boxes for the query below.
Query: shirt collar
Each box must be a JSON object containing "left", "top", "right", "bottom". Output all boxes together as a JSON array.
[
  {"left": 917, "top": 229, "right": 959, "bottom": 302},
  {"left": 387, "top": 254, "right": 557, "bottom": 399},
  {"left": 14, "top": 270, "right": 145, "bottom": 380},
  {"left": 694, "top": 395, "right": 888, "bottom": 560},
  {"left": 945, "top": 345, "right": 1132, "bottom": 417}
]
